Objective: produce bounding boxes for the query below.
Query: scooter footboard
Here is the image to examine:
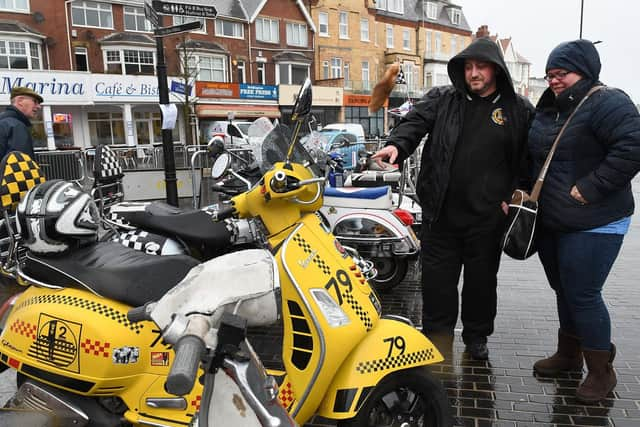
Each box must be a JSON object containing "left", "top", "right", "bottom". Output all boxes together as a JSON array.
[{"left": 316, "top": 318, "right": 443, "bottom": 419}]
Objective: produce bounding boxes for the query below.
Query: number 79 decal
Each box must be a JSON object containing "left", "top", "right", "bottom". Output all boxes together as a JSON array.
[
  {"left": 383, "top": 336, "right": 406, "bottom": 358},
  {"left": 324, "top": 269, "right": 352, "bottom": 305}
]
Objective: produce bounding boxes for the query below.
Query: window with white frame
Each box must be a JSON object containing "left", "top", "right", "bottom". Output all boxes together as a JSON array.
[
  {"left": 343, "top": 62, "right": 350, "bottom": 88},
  {"left": 459, "top": 38, "right": 465, "bottom": 52},
  {"left": 277, "top": 63, "right": 309, "bottom": 85},
  {"left": 215, "top": 19, "right": 243, "bottom": 38},
  {"left": 388, "top": 0, "right": 403, "bottom": 13},
  {"left": 318, "top": 12, "right": 329, "bottom": 36},
  {"left": 256, "top": 63, "right": 265, "bottom": 84},
  {"left": 188, "top": 54, "right": 227, "bottom": 82},
  {"left": 0, "top": 0, "right": 28, "bottom": 12},
  {"left": 403, "top": 61, "right": 416, "bottom": 90},
  {"left": 322, "top": 61, "right": 329, "bottom": 79},
  {"left": 361, "top": 61, "right": 370, "bottom": 90},
  {"left": 402, "top": 29, "right": 410, "bottom": 50},
  {"left": 435, "top": 32, "right": 442, "bottom": 53},
  {"left": 174, "top": 16, "right": 206, "bottom": 33},
  {"left": 71, "top": 1, "right": 113, "bottom": 28},
  {"left": 236, "top": 60, "right": 246, "bottom": 83},
  {"left": 105, "top": 49, "right": 154, "bottom": 75},
  {"left": 450, "top": 35, "right": 457, "bottom": 55},
  {"left": 0, "top": 40, "right": 42, "bottom": 70},
  {"left": 88, "top": 112, "right": 124, "bottom": 146},
  {"left": 425, "top": 30, "right": 432, "bottom": 55},
  {"left": 376, "top": 0, "right": 387, "bottom": 10},
  {"left": 449, "top": 8, "right": 461, "bottom": 25},
  {"left": 360, "top": 18, "right": 369, "bottom": 41},
  {"left": 425, "top": 2, "right": 438, "bottom": 20},
  {"left": 124, "top": 6, "right": 150, "bottom": 32},
  {"left": 286, "top": 22, "right": 307, "bottom": 47},
  {"left": 256, "top": 18, "right": 279, "bottom": 43},
  {"left": 339, "top": 12, "right": 348, "bottom": 39},
  {"left": 75, "top": 46, "right": 88, "bottom": 71},
  {"left": 386, "top": 25, "right": 393, "bottom": 48},
  {"left": 331, "top": 57, "right": 342, "bottom": 78}
]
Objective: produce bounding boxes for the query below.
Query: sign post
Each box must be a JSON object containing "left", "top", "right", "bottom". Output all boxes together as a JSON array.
[{"left": 147, "top": 0, "right": 217, "bottom": 206}]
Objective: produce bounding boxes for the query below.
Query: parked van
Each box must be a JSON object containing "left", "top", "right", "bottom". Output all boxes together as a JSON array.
[
  {"left": 203, "top": 120, "right": 252, "bottom": 145},
  {"left": 321, "top": 123, "right": 366, "bottom": 143}
]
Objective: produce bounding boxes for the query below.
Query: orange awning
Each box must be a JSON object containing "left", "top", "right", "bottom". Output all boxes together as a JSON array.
[{"left": 196, "top": 104, "right": 281, "bottom": 118}]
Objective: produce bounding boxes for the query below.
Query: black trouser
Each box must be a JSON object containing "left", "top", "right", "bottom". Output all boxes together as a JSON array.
[{"left": 420, "top": 223, "right": 503, "bottom": 345}]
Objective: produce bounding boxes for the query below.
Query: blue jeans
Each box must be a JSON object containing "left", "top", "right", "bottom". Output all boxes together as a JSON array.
[{"left": 537, "top": 228, "right": 623, "bottom": 350}]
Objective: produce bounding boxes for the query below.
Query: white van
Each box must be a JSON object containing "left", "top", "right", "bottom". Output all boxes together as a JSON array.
[
  {"left": 204, "top": 121, "right": 252, "bottom": 145},
  {"left": 321, "top": 123, "right": 366, "bottom": 143}
]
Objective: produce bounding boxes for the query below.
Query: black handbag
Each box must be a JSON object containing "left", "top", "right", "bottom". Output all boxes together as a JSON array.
[{"left": 501, "top": 85, "right": 604, "bottom": 260}]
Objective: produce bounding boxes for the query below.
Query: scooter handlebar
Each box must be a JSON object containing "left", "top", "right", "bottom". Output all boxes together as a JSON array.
[{"left": 165, "top": 334, "right": 205, "bottom": 396}]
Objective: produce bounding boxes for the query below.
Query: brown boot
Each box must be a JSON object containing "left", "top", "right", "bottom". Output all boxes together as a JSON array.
[
  {"left": 576, "top": 344, "right": 617, "bottom": 404},
  {"left": 533, "top": 330, "right": 583, "bottom": 376}
]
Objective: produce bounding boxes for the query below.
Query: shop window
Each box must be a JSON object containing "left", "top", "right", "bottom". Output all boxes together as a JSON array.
[
  {"left": 188, "top": 54, "right": 227, "bottom": 82},
  {"left": 134, "top": 111, "right": 178, "bottom": 144},
  {"left": 105, "top": 49, "right": 154, "bottom": 75},
  {"left": 52, "top": 113, "right": 74, "bottom": 148},
  {"left": 345, "top": 106, "right": 383, "bottom": 138},
  {"left": 0, "top": 40, "right": 42, "bottom": 70},
  {"left": 71, "top": 1, "right": 113, "bottom": 29},
  {"left": 174, "top": 16, "right": 206, "bottom": 34},
  {"left": 124, "top": 6, "right": 151, "bottom": 32},
  {"left": 256, "top": 18, "right": 278, "bottom": 43},
  {"left": 29, "top": 117, "right": 46, "bottom": 150},
  {"left": 75, "top": 47, "right": 89, "bottom": 71},
  {"left": 215, "top": 19, "right": 243, "bottom": 38},
  {"left": 88, "top": 112, "right": 125, "bottom": 146}
]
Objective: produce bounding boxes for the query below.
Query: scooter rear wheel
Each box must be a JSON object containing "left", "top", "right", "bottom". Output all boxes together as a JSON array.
[
  {"left": 371, "top": 257, "right": 408, "bottom": 292},
  {"left": 337, "top": 367, "right": 452, "bottom": 427}
]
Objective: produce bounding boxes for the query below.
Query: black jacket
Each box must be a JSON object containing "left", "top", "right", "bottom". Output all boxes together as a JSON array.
[
  {"left": 386, "top": 38, "right": 534, "bottom": 225},
  {"left": 528, "top": 80, "right": 640, "bottom": 231},
  {"left": 0, "top": 106, "right": 35, "bottom": 160}
]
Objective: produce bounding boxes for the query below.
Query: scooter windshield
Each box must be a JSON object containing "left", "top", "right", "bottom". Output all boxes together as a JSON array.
[{"left": 260, "top": 124, "right": 323, "bottom": 177}]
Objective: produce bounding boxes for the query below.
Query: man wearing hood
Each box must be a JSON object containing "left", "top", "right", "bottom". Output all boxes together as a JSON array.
[
  {"left": 373, "top": 38, "right": 534, "bottom": 360},
  {"left": 528, "top": 40, "right": 640, "bottom": 403}
]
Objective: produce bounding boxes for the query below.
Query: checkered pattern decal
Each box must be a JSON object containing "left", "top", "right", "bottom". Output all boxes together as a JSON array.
[
  {"left": 0, "top": 152, "right": 45, "bottom": 212},
  {"left": 113, "top": 229, "right": 151, "bottom": 252},
  {"left": 94, "top": 145, "right": 123, "bottom": 183},
  {"left": 81, "top": 339, "right": 111, "bottom": 357},
  {"left": 343, "top": 292, "right": 373, "bottom": 331},
  {"left": 15, "top": 294, "right": 144, "bottom": 334},
  {"left": 355, "top": 348, "right": 436, "bottom": 374},
  {"left": 292, "top": 234, "right": 331, "bottom": 276},
  {"left": 395, "top": 67, "right": 406, "bottom": 84},
  {"left": 278, "top": 381, "right": 295, "bottom": 408},
  {"left": 9, "top": 319, "right": 37, "bottom": 340},
  {"left": 191, "top": 395, "right": 201, "bottom": 411}
]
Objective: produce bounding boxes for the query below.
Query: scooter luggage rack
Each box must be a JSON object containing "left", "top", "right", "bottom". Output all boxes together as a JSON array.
[{"left": 0, "top": 211, "right": 26, "bottom": 280}]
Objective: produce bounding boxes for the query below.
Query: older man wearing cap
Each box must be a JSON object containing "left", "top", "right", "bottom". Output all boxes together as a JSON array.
[{"left": 0, "top": 86, "right": 43, "bottom": 159}]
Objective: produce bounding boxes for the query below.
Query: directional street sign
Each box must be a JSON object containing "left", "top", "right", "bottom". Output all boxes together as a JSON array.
[
  {"left": 144, "top": 1, "right": 159, "bottom": 27},
  {"left": 152, "top": 0, "right": 218, "bottom": 19},
  {"left": 154, "top": 20, "right": 203, "bottom": 37}
]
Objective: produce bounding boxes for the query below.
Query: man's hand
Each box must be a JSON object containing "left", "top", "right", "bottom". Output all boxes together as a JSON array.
[
  {"left": 371, "top": 145, "right": 399, "bottom": 167},
  {"left": 570, "top": 185, "right": 587, "bottom": 205},
  {"left": 501, "top": 201, "right": 509, "bottom": 215}
]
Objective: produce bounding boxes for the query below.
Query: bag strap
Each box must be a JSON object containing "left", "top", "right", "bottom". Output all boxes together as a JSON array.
[{"left": 529, "top": 85, "right": 605, "bottom": 202}]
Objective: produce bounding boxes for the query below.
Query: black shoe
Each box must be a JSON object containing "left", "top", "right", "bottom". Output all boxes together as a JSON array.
[{"left": 465, "top": 342, "right": 489, "bottom": 360}]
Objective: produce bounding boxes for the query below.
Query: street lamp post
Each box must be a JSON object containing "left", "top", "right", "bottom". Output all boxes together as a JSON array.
[{"left": 579, "top": 0, "right": 584, "bottom": 38}]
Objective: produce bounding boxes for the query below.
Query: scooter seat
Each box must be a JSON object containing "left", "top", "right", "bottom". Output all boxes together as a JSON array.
[
  {"left": 323, "top": 186, "right": 392, "bottom": 209},
  {"left": 22, "top": 242, "right": 199, "bottom": 307},
  {"left": 110, "top": 202, "right": 232, "bottom": 257}
]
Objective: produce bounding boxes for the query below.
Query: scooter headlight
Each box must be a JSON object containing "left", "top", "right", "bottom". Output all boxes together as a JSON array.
[{"left": 309, "top": 288, "right": 350, "bottom": 327}]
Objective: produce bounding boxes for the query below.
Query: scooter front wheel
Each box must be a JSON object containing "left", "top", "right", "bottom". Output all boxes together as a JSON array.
[
  {"left": 337, "top": 367, "right": 452, "bottom": 427},
  {"left": 371, "top": 257, "right": 408, "bottom": 292}
]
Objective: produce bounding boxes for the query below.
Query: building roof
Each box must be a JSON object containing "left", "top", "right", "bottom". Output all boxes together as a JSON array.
[
  {"left": 272, "top": 51, "right": 311, "bottom": 63},
  {"left": 99, "top": 32, "right": 155, "bottom": 45},
  {"left": 375, "top": 0, "right": 472, "bottom": 32},
  {"left": 242, "top": 0, "right": 316, "bottom": 32},
  {"left": 0, "top": 19, "right": 45, "bottom": 38}
]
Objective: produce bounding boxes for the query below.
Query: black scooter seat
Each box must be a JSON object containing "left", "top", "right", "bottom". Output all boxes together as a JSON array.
[
  {"left": 22, "top": 242, "right": 200, "bottom": 307},
  {"left": 116, "top": 202, "right": 232, "bottom": 252}
]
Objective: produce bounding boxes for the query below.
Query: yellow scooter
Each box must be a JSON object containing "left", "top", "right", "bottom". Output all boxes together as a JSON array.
[{"left": 0, "top": 80, "right": 451, "bottom": 426}]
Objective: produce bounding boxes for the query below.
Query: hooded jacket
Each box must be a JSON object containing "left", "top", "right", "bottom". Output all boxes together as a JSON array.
[
  {"left": 528, "top": 39, "right": 640, "bottom": 231},
  {"left": 0, "top": 105, "right": 35, "bottom": 160},
  {"left": 386, "top": 38, "right": 534, "bottom": 226}
]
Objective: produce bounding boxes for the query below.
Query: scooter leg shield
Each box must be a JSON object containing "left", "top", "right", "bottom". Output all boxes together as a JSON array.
[{"left": 316, "top": 318, "right": 443, "bottom": 419}]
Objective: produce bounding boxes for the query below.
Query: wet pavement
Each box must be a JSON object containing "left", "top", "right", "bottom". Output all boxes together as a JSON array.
[{"left": 1, "top": 187, "right": 640, "bottom": 426}]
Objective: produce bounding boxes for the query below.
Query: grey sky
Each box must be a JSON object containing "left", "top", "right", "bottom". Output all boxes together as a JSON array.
[{"left": 455, "top": 0, "right": 640, "bottom": 103}]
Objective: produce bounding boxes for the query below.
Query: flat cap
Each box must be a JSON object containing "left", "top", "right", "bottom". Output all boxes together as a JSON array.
[{"left": 10, "top": 86, "right": 43, "bottom": 103}]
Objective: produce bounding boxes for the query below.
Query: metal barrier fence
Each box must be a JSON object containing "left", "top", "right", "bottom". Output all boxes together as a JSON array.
[{"left": 34, "top": 150, "right": 86, "bottom": 182}]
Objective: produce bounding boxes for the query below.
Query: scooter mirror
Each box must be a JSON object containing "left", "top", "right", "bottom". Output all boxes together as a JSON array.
[
  {"left": 207, "top": 138, "right": 225, "bottom": 157},
  {"left": 227, "top": 124, "right": 244, "bottom": 139},
  {"left": 211, "top": 152, "right": 231, "bottom": 179},
  {"left": 291, "top": 78, "right": 312, "bottom": 121}
]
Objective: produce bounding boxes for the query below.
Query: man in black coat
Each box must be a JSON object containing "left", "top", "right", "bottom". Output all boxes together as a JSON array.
[
  {"left": 0, "top": 86, "right": 43, "bottom": 160},
  {"left": 373, "top": 38, "right": 533, "bottom": 360}
]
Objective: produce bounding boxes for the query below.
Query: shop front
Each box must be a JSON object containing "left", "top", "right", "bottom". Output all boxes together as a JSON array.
[
  {"left": 343, "top": 93, "right": 386, "bottom": 138},
  {"left": 278, "top": 84, "right": 343, "bottom": 130}
]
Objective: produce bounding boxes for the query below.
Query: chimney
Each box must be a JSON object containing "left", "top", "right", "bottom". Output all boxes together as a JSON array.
[{"left": 476, "top": 25, "right": 490, "bottom": 39}]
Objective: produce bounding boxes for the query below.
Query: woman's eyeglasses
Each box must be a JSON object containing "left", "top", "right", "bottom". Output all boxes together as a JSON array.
[{"left": 544, "top": 70, "right": 571, "bottom": 82}]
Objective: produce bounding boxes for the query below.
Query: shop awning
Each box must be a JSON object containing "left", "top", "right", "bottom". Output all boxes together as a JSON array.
[{"left": 196, "top": 104, "right": 281, "bottom": 118}]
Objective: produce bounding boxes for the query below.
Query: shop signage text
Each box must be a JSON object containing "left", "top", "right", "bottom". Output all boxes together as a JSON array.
[
  {"left": 95, "top": 81, "right": 159, "bottom": 97},
  {"left": 1, "top": 76, "right": 85, "bottom": 96},
  {"left": 196, "top": 82, "right": 277, "bottom": 100},
  {"left": 239, "top": 84, "right": 277, "bottom": 100}
]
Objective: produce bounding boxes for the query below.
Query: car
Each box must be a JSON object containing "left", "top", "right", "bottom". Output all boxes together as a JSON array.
[
  {"left": 321, "top": 123, "right": 366, "bottom": 143},
  {"left": 303, "top": 129, "right": 365, "bottom": 170},
  {"left": 204, "top": 120, "right": 252, "bottom": 145}
]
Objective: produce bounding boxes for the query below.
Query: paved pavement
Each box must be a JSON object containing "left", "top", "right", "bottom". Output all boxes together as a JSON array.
[{"left": 1, "top": 184, "right": 640, "bottom": 426}]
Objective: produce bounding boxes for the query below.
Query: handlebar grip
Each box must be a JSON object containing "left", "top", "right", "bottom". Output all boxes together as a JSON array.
[
  {"left": 216, "top": 206, "right": 235, "bottom": 220},
  {"left": 165, "top": 335, "right": 205, "bottom": 396},
  {"left": 127, "top": 302, "right": 153, "bottom": 323}
]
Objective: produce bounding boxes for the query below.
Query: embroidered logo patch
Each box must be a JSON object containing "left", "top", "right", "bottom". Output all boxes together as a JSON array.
[{"left": 491, "top": 108, "right": 505, "bottom": 125}]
